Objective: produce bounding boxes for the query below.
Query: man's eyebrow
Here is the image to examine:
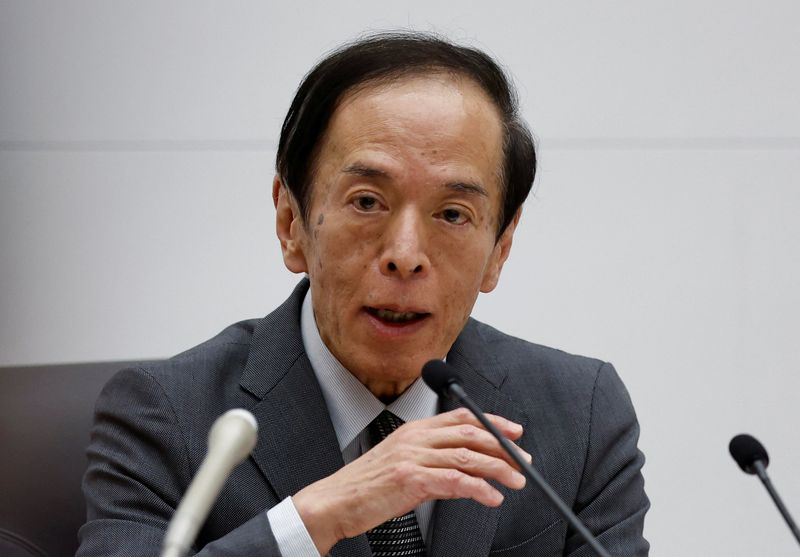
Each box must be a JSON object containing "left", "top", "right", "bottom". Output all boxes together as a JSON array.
[
  {"left": 342, "top": 163, "right": 390, "bottom": 178},
  {"left": 447, "top": 182, "right": 489, "bottom": 198}
]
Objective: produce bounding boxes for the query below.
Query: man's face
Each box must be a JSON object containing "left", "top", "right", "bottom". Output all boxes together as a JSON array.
[{"left": 275, "top": 74, "right": 518, "bottom": 397}]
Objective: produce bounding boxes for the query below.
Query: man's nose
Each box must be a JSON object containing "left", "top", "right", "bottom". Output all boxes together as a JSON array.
[{"left": 379, "top": 210, "right": 430, "bottom": 279}]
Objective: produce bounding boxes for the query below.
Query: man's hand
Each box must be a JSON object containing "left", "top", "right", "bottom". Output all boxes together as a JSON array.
[{"left": 292, "top": 408, "right": 531, "bottom": 555}]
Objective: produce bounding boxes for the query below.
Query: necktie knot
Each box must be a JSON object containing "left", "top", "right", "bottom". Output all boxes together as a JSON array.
[{"left": 369, "top": 410, "right": 404, "bottom": 446}]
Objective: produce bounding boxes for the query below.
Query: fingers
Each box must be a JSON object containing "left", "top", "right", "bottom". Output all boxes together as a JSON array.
[
  {"left": 421, "top": 447, "right": 527, "bottom": 490},
  {"left": 428, "top": 408, "right": 524, "bottom": 441},
  {"left": 381, "top": 409, "right": 532, "bottom": 488},
  {"left": 401, "top": 421, "right": 532, "bottom": 471},
  {"left": 428, "top": 424, "right": 530, "bottom": 470},
  {"left": 407, "top": 466, "right": 507, "bottom": 508}
]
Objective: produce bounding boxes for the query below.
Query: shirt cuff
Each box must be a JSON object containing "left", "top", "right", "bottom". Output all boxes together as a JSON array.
[{"left": 266, "top": 496, "right": 321, "bottom": 557}]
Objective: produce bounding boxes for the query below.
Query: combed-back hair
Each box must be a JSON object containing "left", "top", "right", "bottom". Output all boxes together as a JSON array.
[{"left": 276, "top": 31, "right": 536, "bottom": 237}]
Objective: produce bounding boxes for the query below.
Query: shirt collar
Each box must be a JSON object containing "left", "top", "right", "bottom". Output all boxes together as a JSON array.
[{"left": 300, "top": 288, "right": 438, "bottom": 451}]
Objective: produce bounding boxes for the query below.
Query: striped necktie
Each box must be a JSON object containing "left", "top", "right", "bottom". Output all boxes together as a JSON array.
[{"left": 365, "top": 410, "right": 428, "bottom": 556}]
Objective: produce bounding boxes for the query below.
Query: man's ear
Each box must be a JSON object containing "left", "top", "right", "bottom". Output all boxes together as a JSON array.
[
  {"left": 480, "top": 209, "right": 522, "bottom": 293},
  {"left": 273, "top": 175, "right": 309, "bottom": 274}
]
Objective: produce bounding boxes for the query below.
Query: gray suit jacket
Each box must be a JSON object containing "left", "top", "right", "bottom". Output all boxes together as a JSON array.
[{"left": 78, "top": 280, "right": 649, "bottom": 556}]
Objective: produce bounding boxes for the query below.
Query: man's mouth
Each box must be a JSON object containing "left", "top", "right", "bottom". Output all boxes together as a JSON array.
[{"left": 366, "top": 307, "right": 431, "bottom": 324}]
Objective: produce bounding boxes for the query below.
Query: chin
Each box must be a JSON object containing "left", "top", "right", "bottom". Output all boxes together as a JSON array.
[{"left": 358, "top": 354, "right": 425, "bottom": 380}]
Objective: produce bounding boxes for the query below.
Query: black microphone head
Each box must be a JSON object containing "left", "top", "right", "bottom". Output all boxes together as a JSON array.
[
  {"left": 729, "top": 433, "right": 769, "bottom": 474},
  {"left": 421, "top": 359, "right": 459, "bottom": 396}
]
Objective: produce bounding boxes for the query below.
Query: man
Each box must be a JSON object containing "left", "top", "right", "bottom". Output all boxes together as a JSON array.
[{"left": 78, "top": 33, "right": 649, "bottom": 556}]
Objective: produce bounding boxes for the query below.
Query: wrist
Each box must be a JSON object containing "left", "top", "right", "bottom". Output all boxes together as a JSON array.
[{"left": 293, "top": 488, "right": 344, "bottom": 555}]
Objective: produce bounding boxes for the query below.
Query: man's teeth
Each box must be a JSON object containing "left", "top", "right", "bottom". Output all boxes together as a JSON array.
[{"left": 375, "top": 308, "right": 422, "bottom": 323}]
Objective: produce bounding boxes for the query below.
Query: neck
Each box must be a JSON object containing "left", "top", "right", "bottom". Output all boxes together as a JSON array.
[{"left": 355, "top": 374, "right": 417, "bottom": 403}]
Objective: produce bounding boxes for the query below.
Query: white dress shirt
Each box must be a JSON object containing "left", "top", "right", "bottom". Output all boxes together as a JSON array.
[{"left": 266, "top": 289, "right": 439, "bottom": 556}]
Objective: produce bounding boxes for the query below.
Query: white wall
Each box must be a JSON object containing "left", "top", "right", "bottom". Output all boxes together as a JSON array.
[{"left": 2, "top": 1, "right": 799, "bottom": 554}]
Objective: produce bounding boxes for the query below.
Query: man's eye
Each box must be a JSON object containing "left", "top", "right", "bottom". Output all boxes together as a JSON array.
[
  {"left": 441, "top": 208, "right": 468, "bottom": 224},
  {"left": 354, "top": 195, "right": 379, "bottom": 211}
]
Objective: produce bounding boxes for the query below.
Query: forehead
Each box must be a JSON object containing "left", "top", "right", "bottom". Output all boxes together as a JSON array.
[{"left": 313, "top": 73, "right": 505, "bottom": 194}]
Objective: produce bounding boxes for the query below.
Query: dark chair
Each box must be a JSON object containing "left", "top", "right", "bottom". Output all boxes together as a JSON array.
[{"left": 0, "top": 361, "right": 142, "bottom": 557}]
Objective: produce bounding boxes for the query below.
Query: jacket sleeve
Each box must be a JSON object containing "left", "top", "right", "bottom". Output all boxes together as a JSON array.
[
  {"left": 564, "top": 362, "right": 650, "bottom": 557},
  {"left": 76, "top": 367, "right": 281, "bottom": 556}
]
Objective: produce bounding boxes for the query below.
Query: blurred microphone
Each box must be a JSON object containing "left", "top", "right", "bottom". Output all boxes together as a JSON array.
[
  {"left": 422, "top": 360, "right": 612, "bottom": 557},
  {"left": 729, "top": 433, "right": 800, "bottom": 546},
  {"left": 161, "top": 409, "right": 258, "bottom": 557}
]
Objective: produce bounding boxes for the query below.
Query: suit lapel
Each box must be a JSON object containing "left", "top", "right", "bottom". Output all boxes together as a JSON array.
[
  {"left": 428, "top": 321, "right": 528, "bottom": 557},
  {"left": 240, "top": 280, "right": 371, "bottom": 557}
]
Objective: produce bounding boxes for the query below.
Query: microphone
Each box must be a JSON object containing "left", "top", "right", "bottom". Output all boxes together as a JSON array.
[
  {"left": 729, "top": 433, "right": 769, "bottom": 474},
  {"left": 729, "top": 433, "right": 800, "bottom": 546},
  {"left": 422, "top": 360, "right": 612, "bottom": 557},
  {"left": 160, "top": 409, "right": 259, "bottom": 557}
]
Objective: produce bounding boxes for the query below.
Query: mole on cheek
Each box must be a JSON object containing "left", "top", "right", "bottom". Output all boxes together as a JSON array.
[{"left": 317, "top": 213, "right": 325, "bottom": 225}]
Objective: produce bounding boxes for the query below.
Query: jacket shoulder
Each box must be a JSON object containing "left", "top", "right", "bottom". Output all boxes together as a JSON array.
[
  {"left": 466, "top": 318, "right": 607, "bottom": 394},
  {"left": 101, "top": 319, "right": 261, "bottom": 423},
  {"left": 143, "top": 319, "right": 258, "bottom": 384}
]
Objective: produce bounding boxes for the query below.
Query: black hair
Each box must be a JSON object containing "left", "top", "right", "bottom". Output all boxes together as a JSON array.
[{"left": 276, "top": 31, "right": 536, "bottom": 238}]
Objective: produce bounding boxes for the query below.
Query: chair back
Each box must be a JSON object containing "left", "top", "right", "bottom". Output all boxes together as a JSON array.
[{"left": 0, "top": 362, "right": 138, "bottom": 557}]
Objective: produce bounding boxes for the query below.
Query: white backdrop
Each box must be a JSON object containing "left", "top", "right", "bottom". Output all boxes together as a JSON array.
[{"left": 1, "top": 1, "right": 799, "bottom": 555}]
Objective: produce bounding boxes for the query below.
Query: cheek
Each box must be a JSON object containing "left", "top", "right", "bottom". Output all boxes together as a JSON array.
[
  {"left": 310, "top": 216, "right": 380, "bottom": 284},
  {"left": 435, "top": 230, "right": 494, "bottom": 275},
  {"left": 432, "top": 239, "right": 490, "bottom": 319}
]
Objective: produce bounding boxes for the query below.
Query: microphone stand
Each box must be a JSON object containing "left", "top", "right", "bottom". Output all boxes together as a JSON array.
[{"left": 752, "top": 460, "right": 800, "bottom": 546}]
